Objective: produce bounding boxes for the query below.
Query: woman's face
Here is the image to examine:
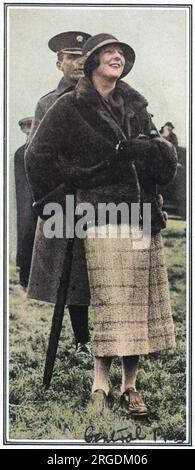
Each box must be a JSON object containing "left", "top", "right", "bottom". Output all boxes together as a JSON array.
[{"left": 95, "top": 44, "right": 125, "bottom": 80}]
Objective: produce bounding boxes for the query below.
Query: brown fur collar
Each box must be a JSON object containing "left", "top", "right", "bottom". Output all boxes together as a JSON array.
[{"left": 75, "top": 76, "right": 148, "bottom": 113}]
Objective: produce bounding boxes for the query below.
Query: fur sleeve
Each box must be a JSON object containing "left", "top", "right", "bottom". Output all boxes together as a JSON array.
[
  {"left": 25, "top": 97, "right": 120, "bottom": 206},
  {"left": 132, "top": 137, "right": 178, "bottom": 185}
]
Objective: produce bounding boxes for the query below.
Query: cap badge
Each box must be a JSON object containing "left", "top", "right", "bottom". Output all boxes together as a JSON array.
[{"left": 76, "top": 35, "right": 83, "bottom": 43}]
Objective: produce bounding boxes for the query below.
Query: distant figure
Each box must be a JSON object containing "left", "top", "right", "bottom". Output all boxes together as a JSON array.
[
  {"left": 14, "top": 117, "right": 37, "bottom": 288},
  {"left": 159, "top": 121, "right": 178, "bottom": 148},
  {"left": 159, "top": 122, "right": 186, "bottom": 219}
]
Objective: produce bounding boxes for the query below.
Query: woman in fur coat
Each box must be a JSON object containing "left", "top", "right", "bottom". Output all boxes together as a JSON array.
[{"left": 25, "top": 33, "right": 177, "bottom": 416}]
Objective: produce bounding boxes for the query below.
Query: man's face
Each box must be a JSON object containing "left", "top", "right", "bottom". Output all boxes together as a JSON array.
[
  {"left": 162, "top": 125, "right": 172, "bottom": 137},
  {"left": 57, "top": 53, "right": 84, "bottom": 83},
  {"left": 21, "top": 125, "right": 31, "bottom": 137},
  {"left": 94, "top": 44, "right": 125, "bottom": 81}
]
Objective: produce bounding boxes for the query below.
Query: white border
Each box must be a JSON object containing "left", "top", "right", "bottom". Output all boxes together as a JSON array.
[{"left": 1, "top": 0, "right": 193, "bottom": 450}]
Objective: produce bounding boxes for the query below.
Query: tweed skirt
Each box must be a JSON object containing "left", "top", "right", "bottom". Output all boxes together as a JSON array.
[{"left": 85, "top": 226, "right": 175, "bottom": 356}]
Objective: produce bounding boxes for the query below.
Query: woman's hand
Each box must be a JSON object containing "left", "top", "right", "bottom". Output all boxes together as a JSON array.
[
  {"left": 115, "top": 135, "right": 177, "bottom": 184},
  {"left": 153, "top": 136, "right": 174, "bottom": 148},
  {"left": 115, "top": 137, "right": 151, "bottom": 161}
]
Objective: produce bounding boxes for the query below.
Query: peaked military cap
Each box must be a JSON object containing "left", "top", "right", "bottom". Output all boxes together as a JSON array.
[
  {"left": 18, "top": 117, "right": 33, "bottom": 127},
  {"left": 48, "top": 31, "right": 91, "bottom": 54},
  {"left": 164, "top": 122, "right": 175, "bottom": 129}
]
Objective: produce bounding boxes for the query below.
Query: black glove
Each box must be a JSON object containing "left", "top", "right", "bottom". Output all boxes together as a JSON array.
[
  {"left": 116, "top": 136, "right": 152, "bottom": 162},
  {"left": 117, "top": 136, "right": 177, "bottom": 184},
  {"left": 116, "top": 135, "right": 177, "bottom": 161}
]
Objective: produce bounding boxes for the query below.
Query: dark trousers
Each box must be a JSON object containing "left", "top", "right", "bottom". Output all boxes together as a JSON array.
[{"left": 68, "top": 305, "right": 89, "bottom": 344}]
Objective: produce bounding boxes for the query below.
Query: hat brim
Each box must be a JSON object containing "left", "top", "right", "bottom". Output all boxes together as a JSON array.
[
  {"left": 48, "top": 31, "right": 91, "bottom": 53},
  {"left": 56, "top": 49, "right": 82, "bottom": 55},
  {"left": 18, "top": 118, "right": 33, "bottom": 127},
  {"left": 164, "top": 123, "right": 175, "bottom": 130},
  {"left": 84, "top": 38, "right": 135, "bottom": 78}
]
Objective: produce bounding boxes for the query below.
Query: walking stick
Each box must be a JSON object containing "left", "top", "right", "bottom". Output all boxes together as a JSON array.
[{"left": 43, "top": 236, "right": 75, "bottom": 389}]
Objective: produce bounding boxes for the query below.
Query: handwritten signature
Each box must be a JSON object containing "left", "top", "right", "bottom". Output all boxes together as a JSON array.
[{"left": 84, "top": 425, "right": 184, "bottom": 444}]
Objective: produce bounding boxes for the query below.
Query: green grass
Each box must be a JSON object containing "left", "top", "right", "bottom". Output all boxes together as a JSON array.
[{"left": 9, "top": 220, "right": 187, "bottom": 443}]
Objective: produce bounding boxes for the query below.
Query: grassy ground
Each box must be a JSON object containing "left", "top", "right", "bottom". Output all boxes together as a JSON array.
[{"left": 9, "top": 219, "right": 186, "bottom": 444}]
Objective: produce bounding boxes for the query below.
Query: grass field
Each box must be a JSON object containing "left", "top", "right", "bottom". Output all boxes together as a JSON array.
[{"left": 8, "top": 219, "right": 187, "bottom": 444}]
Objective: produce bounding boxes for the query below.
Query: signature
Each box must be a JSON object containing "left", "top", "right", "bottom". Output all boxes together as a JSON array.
[
  {"left": 85, "top": 425, "right": 146, "bottom": 444},
  {"left": 84, "top": 425, "right": 184, "bottom": 444}
]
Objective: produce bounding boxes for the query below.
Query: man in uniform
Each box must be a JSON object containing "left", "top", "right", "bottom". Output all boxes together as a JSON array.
[
  {"left": 14, "top": 117, "right": 37, "bottom": 288},
  {"left": 159, "top": 121, "right": 178, "bottom": 148},
  {"left": 28, "top": 31, "right": 91, "bottom": 354},
  {"left": 159, "top": 122, "right": 186, "bottom": 218}
]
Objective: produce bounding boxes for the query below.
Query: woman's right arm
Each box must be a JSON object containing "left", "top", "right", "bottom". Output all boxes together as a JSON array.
[{"left": 25, "top": 99, "right": 121, "bottom": 214}]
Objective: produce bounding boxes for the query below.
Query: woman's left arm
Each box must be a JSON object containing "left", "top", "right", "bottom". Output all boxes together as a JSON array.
[
  {"left": 116, "top": 134, "right": 178, "bottom": 185},
  {"left": 132, "top": 136, "right": 178, "bottom": 185}
]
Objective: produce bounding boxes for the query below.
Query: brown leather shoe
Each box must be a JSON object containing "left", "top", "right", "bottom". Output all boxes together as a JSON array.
[
  {"left": 91, "top": 389, "right": 107, "bottom": 416},
  {"left": 120, "top": 388, "right": 149, "bottom": 416}
]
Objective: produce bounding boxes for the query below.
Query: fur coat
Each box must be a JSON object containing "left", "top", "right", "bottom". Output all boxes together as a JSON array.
[{"left": 25, "top": 77, "right": 177, "bottom": 303}]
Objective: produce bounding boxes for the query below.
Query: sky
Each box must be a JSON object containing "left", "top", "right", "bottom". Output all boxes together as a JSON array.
[
  {"left": 8, "top": 6, "right": 188, "bottom": 149},
  {"left": 7, "top": 4, "right": 188, "bottom": 254}
]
